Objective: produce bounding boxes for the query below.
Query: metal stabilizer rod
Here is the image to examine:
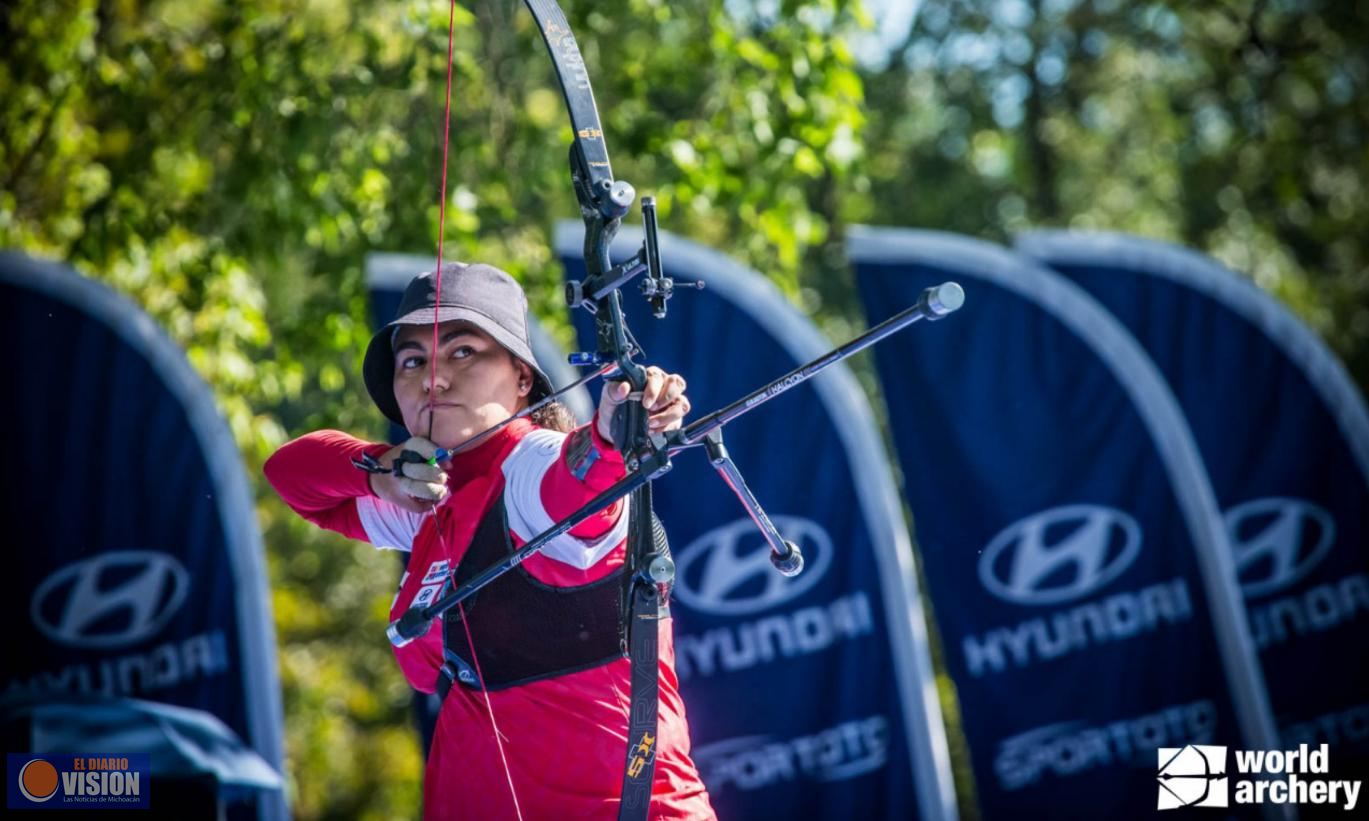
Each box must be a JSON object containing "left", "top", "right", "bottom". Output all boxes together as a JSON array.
[
  {"left": 386, "top": 281, "right": 965, "bottom": 648},
  {"left": 677, "top": 282, "right": 964, "bottom": 447},
  {"left": 702, "top": 428, "right": 805, "bottom": 576}
]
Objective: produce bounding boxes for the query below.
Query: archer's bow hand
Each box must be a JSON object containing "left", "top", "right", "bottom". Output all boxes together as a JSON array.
[
  {"left": 596, "top": 366, "right": 691, "bottom": 447},
  {"left": 369, "top": 437, "right": 449, "bottom": 512}
]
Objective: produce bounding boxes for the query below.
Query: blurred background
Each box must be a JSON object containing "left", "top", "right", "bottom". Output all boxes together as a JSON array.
[{"left": 3, "top": 0, "right": 1366, "bottom": 817}]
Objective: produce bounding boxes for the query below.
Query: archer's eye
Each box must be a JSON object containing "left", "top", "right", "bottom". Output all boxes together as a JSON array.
[
  {"left": 452, "top": 345, "right": 475, "bottom": 359},
  {"left": 399, "top": 354, "right": 426, "bottom": 370}
]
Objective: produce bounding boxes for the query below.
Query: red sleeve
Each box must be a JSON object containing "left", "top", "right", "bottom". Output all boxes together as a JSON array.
[
  {"left": 263, "top": 430, "right": 390, "bottom": 541},
  {"left": 539, "top": 415, "right": 628, "bottom": 540}
]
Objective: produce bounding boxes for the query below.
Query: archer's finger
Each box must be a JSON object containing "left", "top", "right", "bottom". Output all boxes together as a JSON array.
[
  {"left": 640, "top": 367, "right": 664, "bottom": 408},
  {"left": 647, "top": 396, "right": 691, "bottom": 432},
  {"left": 397, "top": 460, "right": 446, "bottom": 485},
  {"left": 652, "top": 373, "right": 686, "bottom": 411},
  {"left": 641, "top": 368, "right": 685, "bottom": 410},
  {"left": 400, "top": 437, "right": 440, "bottom": 459},
  {"left": 400, "top": 476, "right": 448, "bottom": 503},
  {"left": 601, "top": 380, "right": 632, "bottom": 406}
]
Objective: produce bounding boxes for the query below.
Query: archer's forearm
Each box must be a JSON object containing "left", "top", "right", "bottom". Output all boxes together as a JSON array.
[{"left": 264, "top": 430, "right": 389, "bottom": 538}]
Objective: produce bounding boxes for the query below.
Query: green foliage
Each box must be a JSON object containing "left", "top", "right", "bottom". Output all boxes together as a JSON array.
[{"left": 860, "top": 0, "right": 1369, "bottom": 391}]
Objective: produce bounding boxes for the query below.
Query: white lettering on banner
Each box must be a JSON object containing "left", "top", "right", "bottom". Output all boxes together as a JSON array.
[
  {"left": 694, "top": 716, "right": 888, "bottom": 792},
  {"left": 1247, "top": 574, "right": 1369, "bottom": 649},
  {"left": 994, "top": 700, "right": 1216, "bottom": 791},
  {"left": 674, "top": 592, "right": 873, "bottom": 680},
  {"left": 1282, "top": 704, "right": 1369, "bottom": 748},
  {"left": 963, "top": 578, "right": 1192, "bottom": 677},
  {"left": 3, "top": 630, "right": 230, "bottom": 697}
]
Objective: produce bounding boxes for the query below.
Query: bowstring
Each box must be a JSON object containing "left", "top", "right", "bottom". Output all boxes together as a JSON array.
[{"left": 430, "top": 2, "right": 524, "bottom": 817}]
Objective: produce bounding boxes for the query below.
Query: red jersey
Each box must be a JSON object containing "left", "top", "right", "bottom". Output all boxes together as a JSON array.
[{"left": 264, "top": 419, "right": 715, "bottom": 820}]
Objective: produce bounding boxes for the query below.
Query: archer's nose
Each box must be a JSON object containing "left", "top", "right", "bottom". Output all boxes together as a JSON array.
[{"left": 423, "top": 369, "right": 450, "bottom": 395}]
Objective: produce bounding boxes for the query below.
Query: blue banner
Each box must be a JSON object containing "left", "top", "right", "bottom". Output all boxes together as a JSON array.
[
  {"left": 848, "top": 228, "right": 1277, "bottom": 817},
  {"left": 558, "top": 223, "right": 956, "bottom": 820},
  {"left": 1018, "top": 230, "right": 1369, "bottom": 781},
  {"left": 0, "top": 253, "right": 285, "bottom": 819}
]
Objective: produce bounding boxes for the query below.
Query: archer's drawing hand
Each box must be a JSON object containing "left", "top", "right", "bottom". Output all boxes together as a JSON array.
[
  {"left": 597, "top": 366, "right": 691, "bottom": 446},
  {"left": 369, "top": 437, "right": 449, "bottom": 512}
]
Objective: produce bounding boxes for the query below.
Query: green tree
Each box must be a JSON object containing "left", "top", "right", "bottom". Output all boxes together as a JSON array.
[{"left": 858, "top": 0, "right": 1369, "bottom": 391}]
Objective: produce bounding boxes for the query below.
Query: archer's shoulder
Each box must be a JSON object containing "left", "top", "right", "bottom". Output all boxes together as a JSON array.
[{"left": 502, "top": 426, "right": 569, "bottom": 471}]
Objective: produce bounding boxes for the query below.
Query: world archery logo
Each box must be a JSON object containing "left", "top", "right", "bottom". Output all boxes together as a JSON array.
[{"left": 1157, "top": 745, "right": 1228, "bottom": 809}]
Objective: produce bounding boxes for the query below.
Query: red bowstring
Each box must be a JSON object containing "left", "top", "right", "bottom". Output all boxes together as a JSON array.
[
  {"left": 428, "top": 0, "right": 456, "bottom": 418},
  {"left": 431, "top": 2, "right": 524, "bottom": 818}
]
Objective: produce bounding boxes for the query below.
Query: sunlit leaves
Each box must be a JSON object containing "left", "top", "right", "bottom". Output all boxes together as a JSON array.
[{"left": 861, "top": 0, "right": 1368, "bottom": 388}]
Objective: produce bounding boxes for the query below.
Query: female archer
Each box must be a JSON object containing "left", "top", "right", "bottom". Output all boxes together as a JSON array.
[{"left": 265, "top": 262, "right": 717, "bottom": 819}]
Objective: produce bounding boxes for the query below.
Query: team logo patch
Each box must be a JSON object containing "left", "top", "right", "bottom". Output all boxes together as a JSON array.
[
  {"left": 422, "top": 560, "right": 451, "bottom": 585},
  {"left": 564, "top": 428, "right": 599, "bottom": 480},
  {"left": 413, "top": 584, "right": 443, "bottom": 608}
]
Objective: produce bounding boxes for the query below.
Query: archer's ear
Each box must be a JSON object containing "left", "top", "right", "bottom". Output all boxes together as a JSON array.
[{"left": 512, "top": 356, "right": 534, "bottom": 396}]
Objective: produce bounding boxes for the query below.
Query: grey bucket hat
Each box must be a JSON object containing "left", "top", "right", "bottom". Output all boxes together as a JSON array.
[{"left": 363, "top": 262, "right": 553, "bottom": 428}]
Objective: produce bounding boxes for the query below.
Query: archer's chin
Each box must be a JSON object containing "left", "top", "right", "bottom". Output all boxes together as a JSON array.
[{"left": 427, "top": 421, "right": 482, "bottom": 450}]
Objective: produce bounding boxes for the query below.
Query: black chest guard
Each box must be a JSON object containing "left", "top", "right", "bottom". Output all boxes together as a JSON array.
[{"left": 438, "top": 493, "right": 625, "bottom": 695}]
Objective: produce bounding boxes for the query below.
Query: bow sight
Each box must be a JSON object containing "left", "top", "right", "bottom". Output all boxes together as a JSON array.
[{"left": 564, "top": 197, "right": 704, "bottom": 320}]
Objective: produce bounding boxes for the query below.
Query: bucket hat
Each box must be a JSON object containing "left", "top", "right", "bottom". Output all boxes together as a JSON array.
[{"left": 363, "top": 262, "right": 553, "bottom": 427}]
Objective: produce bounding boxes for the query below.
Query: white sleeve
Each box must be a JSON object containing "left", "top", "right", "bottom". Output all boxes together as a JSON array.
[
  {"left": 355, "top": 496, "right": 427, "bottom": 552},
  {"left": 501, "top": 429, "right": 630, "bottom": 570}
]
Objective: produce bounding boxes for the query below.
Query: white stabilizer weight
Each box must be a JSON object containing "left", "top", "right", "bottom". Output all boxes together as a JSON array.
[{"left": 926, "top": 281, "right": 965, "bottom": 316}]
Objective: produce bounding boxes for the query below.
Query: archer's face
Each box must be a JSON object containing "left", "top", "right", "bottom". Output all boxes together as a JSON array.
[{"left": 392, "top": 320, "right": 532, "bottom": 447}]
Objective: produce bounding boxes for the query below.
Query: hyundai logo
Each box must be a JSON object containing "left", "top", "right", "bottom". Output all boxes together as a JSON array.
[
  {"left": 1225, "top": 497, "right": 1335, "bottom": 599},
  {"left": 979, "top": 505, "right": 1142, "bottom": 606},
  {"left": 673, "top": 517, "right": 832, "bottom": 616},
  {"left": 31, "top": 551, "right": 191, "bottom": 649}
]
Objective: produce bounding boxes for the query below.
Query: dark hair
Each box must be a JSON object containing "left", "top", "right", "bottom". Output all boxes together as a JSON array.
[
  {"left": 531, "top": 401, "right": 577, "bottom": 433},
  {"left": 506, "top": 350, "right": 576, "bottom": 433}
]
